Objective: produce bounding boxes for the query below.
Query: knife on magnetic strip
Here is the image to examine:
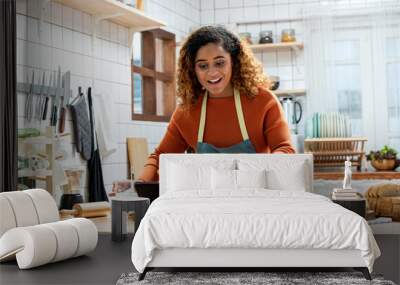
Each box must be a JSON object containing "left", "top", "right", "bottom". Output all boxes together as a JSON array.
[
  {"left": 42, "top": 72, "right": 52, "bottom": 120},
  {"left": 50, "top": 66, "right": 62, "bottom": 127},
  {"left": 58, "top": 71, "right": 71, "bottom": 133}
]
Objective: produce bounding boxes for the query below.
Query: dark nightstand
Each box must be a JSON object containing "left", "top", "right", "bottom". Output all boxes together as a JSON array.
[{"left": 332, "top": 198, "right": 366, "bottom": 217}]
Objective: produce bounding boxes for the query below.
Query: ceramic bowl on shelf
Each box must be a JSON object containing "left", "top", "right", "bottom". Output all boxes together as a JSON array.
[
  {"left": 269, "top": 76, "right": 280, "bottom": 91},
  {"left": 370, "top": 159, "right": 397, "bottom": 171}
]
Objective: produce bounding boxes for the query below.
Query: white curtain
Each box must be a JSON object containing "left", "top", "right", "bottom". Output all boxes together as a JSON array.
[{"left": 303, "top": 1, "right": 400, "bottom": 150}]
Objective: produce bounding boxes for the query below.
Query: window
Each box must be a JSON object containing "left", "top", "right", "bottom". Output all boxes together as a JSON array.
[
  {"left": 131, "top": 29, "right": 176, "bottom": 122},
  {"left": 385, "top": 34, "right": 400, "bottom": 150},
  {"left": 332, "top": 26, "right": 400, "bottom": 151},
  {"left": 304, "top": 6, "right": 400, "bottom": 152}
]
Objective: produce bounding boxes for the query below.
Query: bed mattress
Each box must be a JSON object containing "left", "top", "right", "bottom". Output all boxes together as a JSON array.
[{"left": 131, "top": 190, "right": 380, "bottom": 273}]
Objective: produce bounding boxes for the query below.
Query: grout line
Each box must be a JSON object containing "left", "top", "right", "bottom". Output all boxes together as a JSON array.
[
  {"left": 17, "top": 12, "right": 130, "bottom": 46},
  {"left": 16, "top": 37, "right": 131, "bottom": 67}
]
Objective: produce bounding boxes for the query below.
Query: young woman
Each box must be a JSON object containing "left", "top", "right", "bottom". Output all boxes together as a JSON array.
[{"left": 139, "top": 25, "right": 295, "bottom": 181}]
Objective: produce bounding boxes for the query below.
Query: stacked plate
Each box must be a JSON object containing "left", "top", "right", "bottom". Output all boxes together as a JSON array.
[{"left": 305, "top": 112, "right": 351, "bottom": 138}]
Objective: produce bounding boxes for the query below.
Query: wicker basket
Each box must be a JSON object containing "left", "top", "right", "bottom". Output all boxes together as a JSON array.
[{"left": 304, "top": 137, "right": 367, "bottom": 170}]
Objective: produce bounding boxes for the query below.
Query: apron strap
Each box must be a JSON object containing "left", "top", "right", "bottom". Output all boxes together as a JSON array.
[
  {"left": 234, "top": 89, "right": 249, "bottom": 141},
  {"left": 197, "top": 92, "right": 208, "bottom": 143},
  {"left": 197, "top": 89, "right": 249, "bottom": 143}
]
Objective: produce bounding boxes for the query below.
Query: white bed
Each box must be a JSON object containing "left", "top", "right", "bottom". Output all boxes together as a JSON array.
[{"left": 131, "top": 154, "right": 380, "bottom": 280}]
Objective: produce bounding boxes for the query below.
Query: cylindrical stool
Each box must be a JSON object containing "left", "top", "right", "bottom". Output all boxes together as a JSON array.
[{"left": 111, "top": 197, "right": 150, "bottom": 242}]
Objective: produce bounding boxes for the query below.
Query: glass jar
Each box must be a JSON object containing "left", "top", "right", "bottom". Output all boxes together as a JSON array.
[
  {"left": 281, "top": 29, "right": 296, "bottom": 43},
  {"left": 259, "top": 30, "right": 273, "bottom": 44},
  {"left": 238, "top": 32, "right": 253, "bottom": 45}
]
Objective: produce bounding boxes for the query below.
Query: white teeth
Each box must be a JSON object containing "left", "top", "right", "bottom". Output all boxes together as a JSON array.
[{"left": 208, "top": 77, "right": 222, "bottom": 83}]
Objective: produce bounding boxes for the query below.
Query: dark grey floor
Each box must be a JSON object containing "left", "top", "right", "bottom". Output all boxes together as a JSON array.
[
  {"left": 1, "top": 234, "right": 397, "bottom": 285},
  {"left": 0, "top": 234, "right": 135, "bottom": 285}
]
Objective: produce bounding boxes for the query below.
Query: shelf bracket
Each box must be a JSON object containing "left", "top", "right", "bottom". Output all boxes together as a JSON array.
[{"left": 91, "top": 12, "right": 125, "bottom": 54}]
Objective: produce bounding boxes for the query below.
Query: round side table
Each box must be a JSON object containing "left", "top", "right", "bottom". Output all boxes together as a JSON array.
[{"left": 111, "top": 196, "right": 150, "bottom": 242}]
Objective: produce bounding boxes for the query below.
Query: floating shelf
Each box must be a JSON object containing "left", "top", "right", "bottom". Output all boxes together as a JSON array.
[
  {"left": 236, "top": 17, "right": 303, "bottom": 26},
  {"left": 177, "top": 42, "right": 304, "bottom": 52},
  {"left": 273, "top": 89, "right": 306, "bottom": 96},
  {"left": 18, "top": 169, "right": 53, "bottom": 178},
  {"left": 18, "top": 133, "right": 71, "bottom": 144},
  {"left": 250, "top": 42, "right": 303, "bottom": 52},
  {"left": 314, "top": 171, "right": 400, "bottom": 180},
  {"left": 53, "top": 0, "right": 165, "bottom": 31}
]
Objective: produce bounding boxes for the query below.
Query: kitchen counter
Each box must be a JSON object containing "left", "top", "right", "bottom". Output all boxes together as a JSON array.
[{"left": 314, "top": 171, "right": 400, "bottom": 180}]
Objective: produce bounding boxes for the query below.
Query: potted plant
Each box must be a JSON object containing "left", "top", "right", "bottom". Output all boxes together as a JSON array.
[{"left": 366, "top": 145, "right": 399, "bottom": 171}]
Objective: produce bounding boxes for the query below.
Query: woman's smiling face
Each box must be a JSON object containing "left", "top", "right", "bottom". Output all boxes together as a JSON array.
[{"left": 194, "top": 42, "right": 233, "bottom": 97}]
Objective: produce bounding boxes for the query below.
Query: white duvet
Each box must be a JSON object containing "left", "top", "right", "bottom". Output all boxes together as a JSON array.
[{"left": 131, "top": 190, "right": 380, "bottom": 273}]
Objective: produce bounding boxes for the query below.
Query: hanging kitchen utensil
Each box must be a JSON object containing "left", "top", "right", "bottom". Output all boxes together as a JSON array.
[
  {"left": 58, "top": 71, "right": 71, "bottom": 133},
  {"left": 35, "top": 71, "right": 46, "bottom": 121},
  {"left": 25, "top": 71, "right": 35, "bottom": 122},
  {"left": 42, "top": 72, "right": 52, "bottom": 120},
  {"left": 50, "top": 66, "right": 62, "bottom": 127}
]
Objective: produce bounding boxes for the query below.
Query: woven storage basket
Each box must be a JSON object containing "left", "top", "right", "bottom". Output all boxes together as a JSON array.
[
  {"left": 393, "top": 197, "right": 400, "bottom": 221},
  {"left": 304, "top": 137, "right": 367, "bottom": 170}
]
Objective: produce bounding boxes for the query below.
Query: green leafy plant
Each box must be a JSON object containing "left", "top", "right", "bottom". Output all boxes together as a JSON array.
[{"left": 366, "top": 145, "right": 397, "bottom": 161}]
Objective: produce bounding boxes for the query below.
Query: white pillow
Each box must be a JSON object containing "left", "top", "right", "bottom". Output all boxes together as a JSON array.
[
  {"left": 236, "top": 169, "right": 267, "bottom": 189},
  {"left": 211, "top": 169, "right": 267, "bottom": 191},
  {"left": 237, "top": 159, "right": 308, "bottom": 191},
  {"left": 167, "top": 163, "right": 211, "bottom": 191},
  {"left": 211, "top": 168, "right": 236, "bottom": 190},
  {"left": 166, "top": 159, "right": 236, "bottom": 193},
  {"left": 266, "top": 163, "right": 307, "bottom": 191}
]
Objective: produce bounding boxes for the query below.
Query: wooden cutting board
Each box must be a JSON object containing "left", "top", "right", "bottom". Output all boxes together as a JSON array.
[{"left": 127, "top": 137, "right": 149, "bottom": 179}]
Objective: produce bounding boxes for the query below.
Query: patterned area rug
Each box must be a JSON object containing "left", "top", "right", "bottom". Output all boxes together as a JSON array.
[{"left": 116, "top": 271, "right": 395, "bottom": 285}]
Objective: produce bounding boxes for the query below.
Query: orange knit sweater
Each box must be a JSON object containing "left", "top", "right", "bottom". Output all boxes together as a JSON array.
[{"left": 139, "top": 88, "right": 295, "bottom": 181}]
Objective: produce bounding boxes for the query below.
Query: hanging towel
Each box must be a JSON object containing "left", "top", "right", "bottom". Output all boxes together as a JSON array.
[
  {"left": 92, "top": 93, "right": 117, "bottom": 159},
  {"left": 69, "top": 94, "right": 92, "bottom": 160},
  {"left": 87, "top": 87, "right": 108, "bottom": 202}
]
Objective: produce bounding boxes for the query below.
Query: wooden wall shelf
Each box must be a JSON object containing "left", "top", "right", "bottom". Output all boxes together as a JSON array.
[
  {"left": 53, "top": 0, "right": 165, "bottom": 31},
  {"left": 274, "top": 89, "right": 306, "bottom": 96},
  {"left": 236, "top": 17, "right": 303, "bottom": 26},
  {"left": 250, "top": 42, "right": 303, "bottom": 52},
  {"left": 314, "top": 171, "right": 400, "bottom": 180}
]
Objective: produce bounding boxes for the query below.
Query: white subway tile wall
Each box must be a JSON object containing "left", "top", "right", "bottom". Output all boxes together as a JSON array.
[
  {"left": 200, "top": 0, "right": 307, "bottom": 96},
  {"left": 17, "top": 0, "right": 376, "bottom": 199},
  {"left": 16, "top": 0, "right": 199, "bottom": 199},
  {"left": 199, "top": 0, "right": 376, "bottom": 139}
]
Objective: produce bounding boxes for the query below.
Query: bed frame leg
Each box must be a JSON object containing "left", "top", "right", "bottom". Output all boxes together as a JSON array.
[
  {"left": 354, "top": 267, "right": 371, "bottom": 280},
  {"left": 138, "top": 268, "right": 148, "bottom": 281}
]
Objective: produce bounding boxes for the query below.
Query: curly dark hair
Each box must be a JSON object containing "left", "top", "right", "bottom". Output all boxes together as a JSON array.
[{"left": 177, "top": 25, "right": 269, "bottom": 109}]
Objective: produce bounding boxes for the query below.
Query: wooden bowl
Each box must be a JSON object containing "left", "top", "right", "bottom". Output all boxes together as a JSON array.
[{"left": 371, "top": 159, "right": 396, "bottom": 171}]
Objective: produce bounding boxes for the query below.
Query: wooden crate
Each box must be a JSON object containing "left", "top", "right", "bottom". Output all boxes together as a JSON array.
[{"left": 304, "top": 137, "right": 367, "bottom": 170}]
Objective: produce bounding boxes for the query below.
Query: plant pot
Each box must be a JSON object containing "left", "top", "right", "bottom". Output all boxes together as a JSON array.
[{"left": 371, "top": 159, "right": 396, "bottom": 171}]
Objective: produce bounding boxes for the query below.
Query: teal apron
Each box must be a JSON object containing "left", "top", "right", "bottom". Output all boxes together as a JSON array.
[{"left": 196, "top": 89, "right": 257, "bottom": 153}]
